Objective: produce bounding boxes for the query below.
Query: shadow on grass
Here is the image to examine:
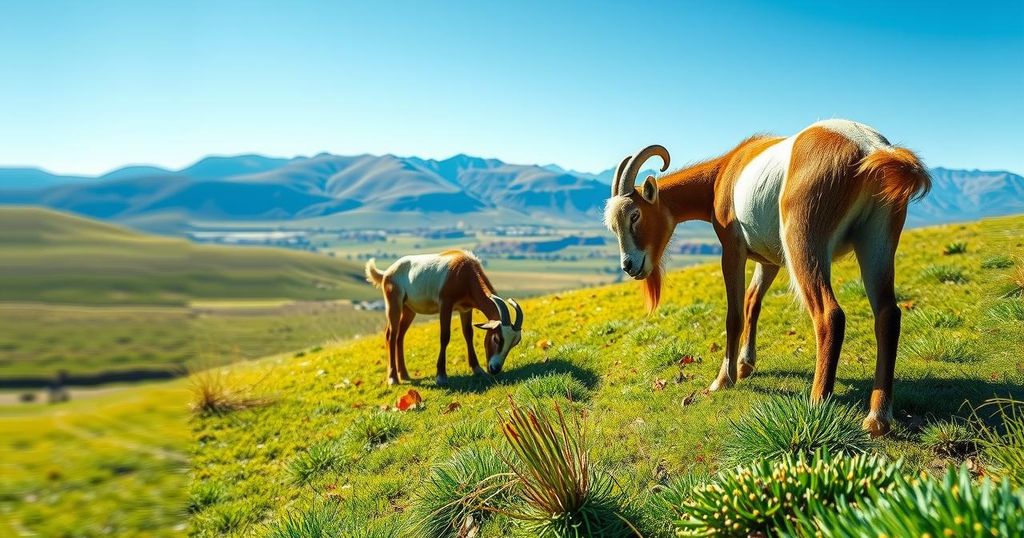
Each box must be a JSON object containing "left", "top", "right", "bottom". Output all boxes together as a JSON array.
[
  {"left": 429, "top": 358, "right": 600, "bottom": 395},
  {"left": 747, "top": 366, "right": 1024, "bottom": 425}
]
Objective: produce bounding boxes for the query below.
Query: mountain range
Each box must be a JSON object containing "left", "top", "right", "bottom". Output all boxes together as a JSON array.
[{"left": 0, "top": 153, "right": 1021, "bottom": 232}]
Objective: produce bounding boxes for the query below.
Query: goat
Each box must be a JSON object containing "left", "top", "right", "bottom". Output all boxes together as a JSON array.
[
  {"left": 604, "top": 119, "right": 930, "bottom": 437},
  {"left": 365, "top": 249, "right": 523, "bottom": 386}
]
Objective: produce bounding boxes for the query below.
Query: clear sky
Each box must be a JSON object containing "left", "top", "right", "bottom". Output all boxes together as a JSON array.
[{"left": 1, "top": 0, "right": 1021, "bottom": 176}]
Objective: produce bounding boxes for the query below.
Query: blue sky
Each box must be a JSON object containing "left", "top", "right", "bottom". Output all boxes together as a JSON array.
[{"left": 1, "top": 1, "right": 1021, "bottom": 175}]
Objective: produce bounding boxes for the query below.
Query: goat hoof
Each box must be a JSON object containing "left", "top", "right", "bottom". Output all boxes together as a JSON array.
[
  {"left": 387, "top": 376, "right": 400, "bottom": 386},
  {"left": 436, "top": 375, "right": 449, "bottom": 387},
  {"left": 708, "top": 376, "right": 734, "bottom": 392},
  {"left": 472, "top": 366, "right": 486, "bottom": 377},
  {"left": 398, "top": 371, "right": 411, "bottom": 382},
  {"left": 737, "top": 363, "right": 755, "bottom": 380},
  {"left": 862, "top": 415, "right": 891, "bottom": 438}
]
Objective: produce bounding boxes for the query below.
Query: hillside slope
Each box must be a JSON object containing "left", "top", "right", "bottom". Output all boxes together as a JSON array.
[
  {"left": 185, "top": 215, "right": 1024, "bottom": 536},
  {"left": 0, "top": 207, "right": 375, "bottom": 305}
]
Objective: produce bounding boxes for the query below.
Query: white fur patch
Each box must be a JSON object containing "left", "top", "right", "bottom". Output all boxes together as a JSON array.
[
  {"left": 732, "top": 136, "right": 796, "bottom": 266},
  {"left": 386, "top": 254, "right": 451, "bottom": 315},
  {"left": 810, "top": 119, "right": 891, "bottom": 154}
]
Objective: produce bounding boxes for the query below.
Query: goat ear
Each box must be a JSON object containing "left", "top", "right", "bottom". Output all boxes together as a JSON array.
[
  {"left": 474, "top": 320, "right": 501, "bottom": 330},
  {"left": 641, "top": 175, "right": 658, "bottom": 203}
]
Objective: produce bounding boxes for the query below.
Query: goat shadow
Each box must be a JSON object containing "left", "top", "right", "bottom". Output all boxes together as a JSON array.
[
  {"left": 745, "top": 366, "right": 1024, "bottom": 427},
  {"left": 410, "top": 357, "right": 600, "bottom": 395}
]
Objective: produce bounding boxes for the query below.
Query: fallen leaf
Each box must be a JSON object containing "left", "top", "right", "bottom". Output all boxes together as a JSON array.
[
  {"left": 899, "top": 300, "right": 916, "bottom": 310},
  {"left": 708, "top": 342, "right": 721, "bottom": 353},
  {"left": 786, "top": 328, "right": 798, "bottom": 336},
  {"left": 443, "top": 401, "right": 461, "bottom": 414},
  {"left": 536, "top": 339, "right": 554, "bottom": 351},
  {"left": 679, "top": 355, "right": 696, "bottom": 366},
  {"left": 652, "top": 379, "right": 668, "bottom": 391},
  {"left": 396, "top": 389, "right": 423, "bottom": 411}
]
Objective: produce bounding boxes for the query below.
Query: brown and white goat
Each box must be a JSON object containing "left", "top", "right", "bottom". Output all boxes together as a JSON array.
[
  {"left": 605, "top": 119, "right": 931, "bottom": 436},
  {"left": 365, "top": 250, "right": 523, "bottom": 386}
]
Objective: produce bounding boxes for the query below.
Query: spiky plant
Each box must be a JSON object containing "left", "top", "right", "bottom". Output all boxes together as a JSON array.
[
  {"left": 789, "top": 467, "right": 1024, "bottom": 537},
  {"left": 942, "top": 241, "right": 967, "bottom": 255},
  {"left": 411, "top": 445, "right": 512, "bottom": 538},
  {"left": 288, "top": 439, "right": 347, "bottom": 484},
  {"left": 920, "top": 419, "right": 978, "bottom": 459},
  {"left": 500, "top": 401, "right": 638, "bottom": 537},
  {"left": 674, "top": 451, "right": 901, "bottom": 537},
  {"left": 723, "top": 394, "right": 870, "bottom": 467},
  {"left": 345, "top": 411, "right": 405, "bottom": 451}
]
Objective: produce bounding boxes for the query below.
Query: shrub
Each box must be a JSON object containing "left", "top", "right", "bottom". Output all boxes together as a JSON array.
[
  {"left": 942, "top": 241, "right": 967, "bottom": 255},
  {"left": 791, "top": 467, "right": 1024, "bottom": 537},
  {"left": 674, "top": 451, "right": 901, "bottom": 537},
  {"left": 920, "top": 419, "right": 977, "bottom": 459},
  {"left": 345, "top": 411, "right": 405, "bottom": 451},
  {"left": 410, "top": 445, "right": 511, "bottom": 538},
  {"left": 723, "top": 394, "right": 869, "bottom": 467},
  {"left": 921, "top": 264, "right": 968, "bottom": 284},
  {"left": 500, "top": 401, "right": 638, "bottom": 537},
  {"left": 289, "top": 439, "right": 347, "bottom": 484},
  {"left": 514, "top": 372, "right": 590, "bottom": 403},
  {"left": 989, "top": 299, "right": 1024, "bottom": 323},
  {"left": 902, "top": 336, "right": 978, "bottom": 363},
  {"left": 189, "top": 367, "right": 271, "bottom": 415}
]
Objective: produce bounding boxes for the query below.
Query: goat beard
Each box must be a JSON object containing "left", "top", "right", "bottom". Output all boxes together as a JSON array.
[{"left": 642, "top": 262, "right": 663, "bottom": 313}]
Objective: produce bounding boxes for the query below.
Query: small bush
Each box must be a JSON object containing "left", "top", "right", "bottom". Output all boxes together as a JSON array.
[
  {"left": 791, "top": 467, "right": 1024, "bottom": 537},
  {"left": 189, "top": 368, "right": 271, "bottom": 415},
  {"left": 410, "top": 445, "right": 511, "bottom": 538},
  {"left": 289, "top": 440, "right": 346, "bottom": 484},
  {"left": 982, "top": 255, "right": 1014, "bottom": 269},
  {"left": 902, "top": 336, "right": 978, "bottom": 363},
  {"left": 345, "top": 411, "right": 405, "bottom": 451},
  {"left": 907, "top": 308, "right": 963, "bottom": 329},
  {"left": 500, "top": 401, "right": 638, "bottom": 537},
  {"left": 514, "top": 372, "right": 590, "bottom": 403},
  {"left": 674, "top": 451, "right": 901, "bottom": 537},
  {"left": 989, "top": 299, "right": 1024, "bottom": 323},
  {"left": 942, "top": 241, "right": 967, "bottom": 255},
  {"left": 921, "top": 264, "right": 968, "bottom": 284},
  {"left": 920, "top": 420, "right": 977, "bottom": 459},
  {"left": 723, "top": 394, "right": 870, "bottom": 467}
]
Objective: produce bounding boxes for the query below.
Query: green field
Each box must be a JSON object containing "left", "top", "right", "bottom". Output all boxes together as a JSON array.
[
  {"left": 0, "top": 207, "right": 375, "bottom": 306},
  {"left": 179, "top": 216, "right": 1022, "bottom": 536}
]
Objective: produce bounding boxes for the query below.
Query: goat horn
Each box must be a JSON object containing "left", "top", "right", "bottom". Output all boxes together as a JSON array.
[
  {"left": 489, "top": 295, "right": 511, "bottom": 326},
  {"left": 610, "top": 155, "right": 631, "bottom": 198},
  {"left": 507, "top": 298, "right": 524, "bottom": 331},
  {"left": 618, "top": 145, "right": 670, "bottom": 196}
]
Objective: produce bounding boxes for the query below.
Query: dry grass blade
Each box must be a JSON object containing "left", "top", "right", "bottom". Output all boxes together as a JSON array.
[{"left": 189, "top": 366, "right": 272, "bottom": 414}]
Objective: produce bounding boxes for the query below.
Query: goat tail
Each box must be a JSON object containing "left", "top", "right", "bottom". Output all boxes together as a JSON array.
[
  {"left": 857, "top": 146, "right": 931, "bottom": 207},
  {"left": 364, "top": 258, "right": 384, "bottom": 289}
]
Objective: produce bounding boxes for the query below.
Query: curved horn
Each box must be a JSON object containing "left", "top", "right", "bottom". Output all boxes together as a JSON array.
[
  {"left": 618, "top": 144, "right": 670, "bottom": 196},
  {"left": 610, "top": 155, "right": 631, "bottom": 197},
  {"left": 489, "top": 295, "right": 511, "bottom": 326},
  {"left": 507, "top": 298, "right": 524, "bottom": 331}
]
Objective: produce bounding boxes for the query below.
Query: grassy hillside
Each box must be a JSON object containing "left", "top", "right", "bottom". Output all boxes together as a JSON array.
[
  {"left": 183, "top": 216, "right": 1024, "bottom": 536},
  {"left": 0, "top": 207, "right": 375, "bottom": 305}
]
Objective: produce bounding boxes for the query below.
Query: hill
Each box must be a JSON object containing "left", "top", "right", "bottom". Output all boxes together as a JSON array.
[
  {"left": 179, "top": 215, "right": 1020, "bottom": 536},
  {"left": 2, "top": 154, "right": 1018, "bottom": 231},
  {"left": 0, "top": 207, "right": 375, "bottom": 305}
]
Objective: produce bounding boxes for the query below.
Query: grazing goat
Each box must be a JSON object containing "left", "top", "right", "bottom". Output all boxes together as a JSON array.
[
  {"left": 365, "top": 250, "right": 523, "bottom": 386},
  {"left": 605, "top": 119, "right": 930, "bottom": 437}
]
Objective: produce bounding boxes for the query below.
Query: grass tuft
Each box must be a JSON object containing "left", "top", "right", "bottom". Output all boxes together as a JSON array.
[
  {"left": 288, "top": 439, "right": 347, "bottom": 484},
  {"left": 410, "top": 445, "right": 511, "bottom": 537},
  {"left": 345, "top": 411, "right": 405, "bottom": 451},
  {"left": 942, "top": 241, "right": 968, "bottom": 255},
  {"left": 920, "top": 419, "right": 977, "bottom": 459},
  {"left": 975, "top": 399, "right": 1024, "bottom": 488},
  {"left": 500, "top": 401, "right": 637, "bottom": 537},
  {"left": 907, "top": 308, "right": 963, "bottom": 329},
  {"left": 188, "top": 367, "right": 271, "bottom": 415},
  {"left": 267, "top": 499, "right": 400, "bottom": 538},
  {"left": 186, "top": 480, "right": 226, "bottom": 514},
  {"left": 514, "top": 372, "right": 591, "bottom": 403},
  {"left": 921, "top": 264, "right": 968, "bottom": 284},
  {"left": 902, "top": 336, "right": 978, "bottom": 363},
  {"left": 989, "top": 299, "right": 1024, "bottom": 323},
  {"left": 444, "top": 419, "right": 493, "bottom": 448},
  {"left": 982, "top": 254, "right": 1014, "bottom": 269},
  {"left": 723, "top": 394, "right": 869, "bottom": 466}
]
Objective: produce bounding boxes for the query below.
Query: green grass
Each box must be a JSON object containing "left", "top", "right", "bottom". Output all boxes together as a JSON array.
[
  {"left": 185, "top": 215, "right": 1024, "bottom": 536},
  {"left": 0, "top": 207, "right": 375, "bottom": 305}
]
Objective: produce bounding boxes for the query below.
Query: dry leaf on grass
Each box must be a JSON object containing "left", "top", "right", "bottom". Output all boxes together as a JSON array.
[
  {"left": 443, "top": 401, "right": 461, "bottom": 414},
  {"left": 681, "top": 391, "right": 698, "bottom": 407},
  {"left": 535, "top": 339, "right": 554, "bottom": 351},
  {"left": 652, "top": 379, "right": 668, "bottom": 391},
  {"left": 396, "top": 389, "right": 423, "bottom": 411}
]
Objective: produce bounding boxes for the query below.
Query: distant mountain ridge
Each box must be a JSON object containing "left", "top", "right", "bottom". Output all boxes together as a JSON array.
[{"left": 0, "top": 153, "right": 1020, "bottom": 230}]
